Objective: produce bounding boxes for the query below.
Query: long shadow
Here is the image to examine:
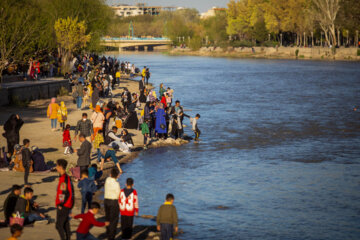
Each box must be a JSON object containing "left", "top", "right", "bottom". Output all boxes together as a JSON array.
[
  {"left": 42, "top": 176, "right": 58, "bottom": 183},
  {"left": 40, "top": 147, "right": 58, "bottom": 153}
]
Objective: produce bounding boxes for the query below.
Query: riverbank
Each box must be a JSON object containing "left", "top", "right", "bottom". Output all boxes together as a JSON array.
[
  {"left": 167, "top": 46, "right": 360, "bottom": 61},
  {"left": 0, "top": 77, "right": 185, "bottom": 239}
]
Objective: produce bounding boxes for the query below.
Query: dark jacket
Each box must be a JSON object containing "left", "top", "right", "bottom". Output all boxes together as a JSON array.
[
  {"left": 3, "top": 192, "right": 19, "bottom": 221},
  {"left": 139, "top": 80, "right": 145, "bottom": 91},
  {"left": 75, "top": 119, "right": 93, "bottom": 137},
  {"left": 31, "top": 150, "right": 47, "bottom": 171},
  {"left": 21, "top": 147, "right": 32, "bottom": 169},
  {"left": 122, "top": 134, "right": 134, "bottom": 145},
  {"left": 156, "top": 204, "right": 178, "bottom": 227},
  {"left": 14, "top": 196, "right": 36, "bottom": 217},
  {"left": 77, "top": 140, "right": 92, "bottom": 167}
]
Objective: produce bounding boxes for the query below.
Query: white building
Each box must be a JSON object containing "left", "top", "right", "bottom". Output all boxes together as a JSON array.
[
  {"left": 112, "top": 3, "right": 176, "bottom": 17},
  {"left": 200, "top": 7, "right": 226, "bottom": 19}
]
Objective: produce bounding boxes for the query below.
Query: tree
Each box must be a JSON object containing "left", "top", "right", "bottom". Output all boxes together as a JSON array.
[
  {"left": 0, "top": 0, "right": 48, "bottom": 83},
  {"left": 54, "top": 17, "right": 91, "bottom": 73},
  {"left": 312, "top": 0, "right": 340, "bottom": 47}
]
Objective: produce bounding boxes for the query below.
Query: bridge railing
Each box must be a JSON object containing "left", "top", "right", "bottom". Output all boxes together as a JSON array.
[{"left": 102, "top": 37, "right": 171, "bottom": 41}]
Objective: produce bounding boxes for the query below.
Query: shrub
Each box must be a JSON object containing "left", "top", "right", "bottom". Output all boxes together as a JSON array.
[
  {"left": 11, "top": 95, "right": 29, "bottom": 107},
  {"left": 58, "top": 86, "right": 69, "bottom": 96},
  {"left": 299, "top": 55, "right": 305, "bottom": 58},
  {"left": 230, "top": 40, "right": 253, "bottom": 48},
  {"left": 189, "top": 36, "right": 202, "bottom": 50},
  {"left": 357, "top": 49, "right": 360, "bottom": 56},
  {"left": 295, "top": 49, "right": 299, "bottom": 57},
  {"left": 263, "top": 41, "right": 279, "bottom": 47}
]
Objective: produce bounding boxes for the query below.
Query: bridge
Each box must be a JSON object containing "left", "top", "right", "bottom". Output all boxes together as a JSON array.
[{"left": 101, "top": 37, "right": 172, "bottom": 51}]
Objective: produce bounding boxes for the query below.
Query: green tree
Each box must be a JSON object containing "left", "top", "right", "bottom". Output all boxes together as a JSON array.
[
  {"left": 54, "top": 17, "right": 91, "bottom": 73},
  {"left": 202, "top": 12, "right": 228, "bottom": 45},
  {"left": 0, "top": 0, "right": 48, "bottom": 83}
]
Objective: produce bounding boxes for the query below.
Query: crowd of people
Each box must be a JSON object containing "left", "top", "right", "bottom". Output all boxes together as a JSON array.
[{"left": 1, "top": 54, "right": 202, "bottom": 240}]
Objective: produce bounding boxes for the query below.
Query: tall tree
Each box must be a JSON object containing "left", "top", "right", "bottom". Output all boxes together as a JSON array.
[{"left": 54, "top": 17, "right": 91, "bottom": 73}]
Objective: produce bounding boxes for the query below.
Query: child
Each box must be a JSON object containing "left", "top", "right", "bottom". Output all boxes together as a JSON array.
[
  {"left": 119, "top": 178, "right": 139, "bottom": 240},
  {"left": 77, "top": 169, "right": 97, "bottom": 214},
  {"left": 157, "top": 193, "right": 178, "bottom": 240},
  {"left": 88, "top": 164, "right": 103, "bottom": 181},
  {"left": 63, "top": 124, "right": 73, "bottom": 155},
  {"left": 83, "top": 87, "right": 89, "bottom": 109},
  {"left": 190, "top": 114, "right": 201, "bottom": 142},
  {"left": 93, "top": 130, "right": 104, "bottom": 162},
  {"left": 73, "top": 202, "right": 109, "bottom": 240},
  {"left": 141, "top": 119, "right": 150, "bottom": 149},
  {"left": 7, "top": 224, "right": 23, "bottom": 240}
]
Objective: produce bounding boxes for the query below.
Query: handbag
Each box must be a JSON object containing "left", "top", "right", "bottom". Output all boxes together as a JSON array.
[
  {"left": 160, "top": 124, "right": 166, "bottom": 130},
  {"left": 70, "top": 166, "right": 81, "bottom": 180},
  {"left": 10, "top": 212, "right": 25, "bottom": 226}
]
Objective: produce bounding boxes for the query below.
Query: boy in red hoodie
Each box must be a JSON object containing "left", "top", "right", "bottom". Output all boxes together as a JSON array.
[
  {"left": 119, "top": 178, "right": 139, "bottom": 240},
  {"left": 72, "top": 202, "right": 109, "bottom": 240},
  {"left": 55, "top": 159, "right": 74, "bottom": 240}
]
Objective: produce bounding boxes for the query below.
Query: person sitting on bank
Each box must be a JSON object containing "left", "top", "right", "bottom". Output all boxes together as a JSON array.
[
  {"left": 99, "top": 143, "right": 122, "bottom": 173},
  {"left": 105, "top": 126, "right": 132, "bottom": 153},
  {"left": 14, "top": 187, "right": 47, "bottom": 224},
  {"left": 3, "top": 185, "right": 22, "bottom": 224},
  {"left": 31, "top": 146, "right": 48, "bottom": 172}
]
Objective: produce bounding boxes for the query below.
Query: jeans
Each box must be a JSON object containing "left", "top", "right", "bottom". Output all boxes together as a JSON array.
[
  {"left": 77, "top": 97, "right": 83, "bottom": 109},
  {"left": 81, "top": 192, "right": 93, "bottom": 214},
  {"left": 51, "top": 119, "right": 57, "bottom": 129},
  {"left": 27, "top": 213, "right": 45, "bottom": 223},
  {"left": 160, "top": 223, "right": 174, "bottom": 240},
  {"left": 76, "top": 232, "right": 98, "bottom": 240},
  {"left": 97, "top": 149, "right": 102, "bottom": 162}
]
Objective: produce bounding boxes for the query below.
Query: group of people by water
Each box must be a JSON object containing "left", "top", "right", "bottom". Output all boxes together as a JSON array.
[{"left": 0, "top": 54, "right": 201, "bottom": 240}]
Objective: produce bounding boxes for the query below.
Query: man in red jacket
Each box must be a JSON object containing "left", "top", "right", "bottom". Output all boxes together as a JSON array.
[
  {"left": 119, "top": 178, "right": 139, "bottom": 240},
  {"left": 72, "top": 202, "right": 109, "bottom": 240},
  {"left": 55, "top": 159, "right": 74, "bottom": 240}
]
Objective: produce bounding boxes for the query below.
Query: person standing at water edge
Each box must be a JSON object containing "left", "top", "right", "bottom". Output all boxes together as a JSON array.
[
  {"left": 55, "top": 159, "right": 74, "bottom": 240},
  {"left": 190, "top": 114, "right": 201, "bottom": 142},
  {"left": 75, "top": 113, "right": 93, "bottom": 143},
  {"left": 119, "top": 177, "right": 139, "bottom": 240},
  {"left": 47, "top": 98, "right": 60, "bottom": 131},
  {"left": 157, "top": 193, "right": 178, "bottom": 240},
  {"left": 104, "top": 168, "right": 120, "bottom": 240}
]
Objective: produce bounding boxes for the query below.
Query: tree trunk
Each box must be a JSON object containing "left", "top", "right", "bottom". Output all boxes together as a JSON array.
[{"left": 337, "top": 28, "right": 340, "bottom": 47}]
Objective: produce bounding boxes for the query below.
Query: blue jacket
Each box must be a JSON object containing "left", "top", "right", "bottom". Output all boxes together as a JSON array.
[{"left": 77, "top": 178, "right": 97, "bottom": 196}]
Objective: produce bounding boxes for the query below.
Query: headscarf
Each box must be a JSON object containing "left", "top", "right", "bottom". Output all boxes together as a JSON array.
[
  {"left": 48, "top": 98, "right": 56, "bottom": 116},
  {"left": 95, "top": 105, "right": 102, "bottom": 113}
]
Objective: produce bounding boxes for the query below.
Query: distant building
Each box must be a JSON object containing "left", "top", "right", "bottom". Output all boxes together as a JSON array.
[
  {"left": 200, "top": 7, "right": 226, "bottom": 19},
  {"left": 112, "top": 3, "right": 176, "bottom": 17}
]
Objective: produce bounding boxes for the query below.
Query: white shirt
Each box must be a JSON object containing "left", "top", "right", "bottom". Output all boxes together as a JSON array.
[
  {"left": 104, "top": 177, "right": 120, "bottom": 200},
  {"left": 108, "top": 131, "right": 121, "bottom": 141}
]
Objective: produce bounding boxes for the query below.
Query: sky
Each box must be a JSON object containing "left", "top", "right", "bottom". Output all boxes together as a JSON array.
[{"left": 106, "top": 0, "right": 229, "bottom": 13}]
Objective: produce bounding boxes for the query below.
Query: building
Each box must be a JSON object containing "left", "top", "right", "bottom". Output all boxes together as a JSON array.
[
  {"left": 200, "top": 7, "right": 226, "bottom": 19},
  {"left": 112, "top": 3, "right": 176, "bottom": 17}
]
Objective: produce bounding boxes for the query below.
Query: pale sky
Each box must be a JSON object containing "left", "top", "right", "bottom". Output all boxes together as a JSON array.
[{"left": 106, "top": 0, "right": 229, "bottom": 12}]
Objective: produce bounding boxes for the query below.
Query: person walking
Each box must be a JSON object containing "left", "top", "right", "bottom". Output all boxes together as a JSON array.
[
  {"left": 74, "top": 134, "right": 92, "bottom": 173},
  {"left": 47, "top": 98, "right": 60, "bottom": 131},
  {"left": 75, "top": 113, "right": 93, "bottom": 143},
  {"left": 2, "top": 114, "right": 24, "bottom": 157},
  {"left": 75, "top": 82, "right": 84, "bottom": 110},
  {"left": 90, "top": 105, "right": 105, "bottom": 139},
  {"left": 55, "top": 159, "right": 74, "bottom": 240},
  {"left": 104, "top": 168, "right": 120, "bottom": 240}
]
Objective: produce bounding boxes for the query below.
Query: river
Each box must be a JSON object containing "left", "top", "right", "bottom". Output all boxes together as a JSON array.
[{"left": 106, "top": 53, "right": 360, "bottom": 240}]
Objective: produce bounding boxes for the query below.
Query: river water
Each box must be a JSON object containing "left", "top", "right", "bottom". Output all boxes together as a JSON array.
[{"left": 107, "top": 53, "right": 360, "bottom": 240}]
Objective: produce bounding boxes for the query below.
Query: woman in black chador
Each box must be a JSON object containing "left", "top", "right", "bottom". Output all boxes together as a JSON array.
[{"left": 2, "top": 114, "right": 24, "bottom": 157}]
